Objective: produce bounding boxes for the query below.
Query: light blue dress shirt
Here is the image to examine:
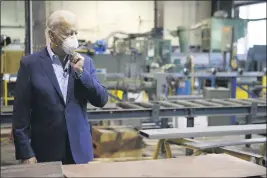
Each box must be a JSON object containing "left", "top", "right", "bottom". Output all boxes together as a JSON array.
[{"left": 47, "top": 44, "right": 70, "bottom": 103}]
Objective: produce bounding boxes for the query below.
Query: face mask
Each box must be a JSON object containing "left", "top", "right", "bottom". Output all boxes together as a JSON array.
[{"left": 62, "top": 35, "right": 79, "bottom": 55}]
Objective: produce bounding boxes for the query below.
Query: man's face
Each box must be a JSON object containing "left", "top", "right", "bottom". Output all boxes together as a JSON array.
[{"left": 49, "top": 17, "right": 78, "bottom": 49}]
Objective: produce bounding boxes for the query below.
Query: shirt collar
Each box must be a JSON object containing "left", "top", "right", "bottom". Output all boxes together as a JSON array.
[
  {"left": 47, "top": 43, "right": 56, "bottom": 61},
  {"left": 47, "top": 43, "right": 70, "bottom": 69}
]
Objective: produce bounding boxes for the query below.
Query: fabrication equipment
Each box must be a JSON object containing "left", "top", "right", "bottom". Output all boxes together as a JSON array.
[
  {"left": 140, "top": 71, "right": 266, "bottom": 99},
  {"left": 170, "top": 16, "right": 247, "bottom": 69},
  {"left": 168, "top": 16, "right": 266, "bottom": 99},
  {"left": 86, "top": 0, "right": 170, "bottom": 77},
  {"left": 2, "top": 70, "right": 265, "bottom": 106},
  {"left": 95, "top": 69, "right": 266, "bottom": 102}
]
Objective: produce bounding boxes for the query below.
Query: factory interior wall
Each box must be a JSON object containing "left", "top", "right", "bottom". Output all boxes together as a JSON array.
[
  {"left": 1, "top": 1, "right": 25, "bottom": 43},
  {"left": 1, "top": 1, "right": 211, "bottom": 45}
]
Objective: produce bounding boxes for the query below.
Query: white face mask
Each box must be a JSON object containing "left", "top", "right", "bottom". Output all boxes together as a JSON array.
[{"left": 62, "top": 35, "right": 79, "bottom": 55}]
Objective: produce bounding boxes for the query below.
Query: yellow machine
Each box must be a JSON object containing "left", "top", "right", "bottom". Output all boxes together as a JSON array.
[
  {"left": 262, "top": 75, "right": 266, "bottom": 97},
  {"left": 110, "top": 90, "right": 124, "bottom": 102},
  {"left": 236, "top": 85, "right": 249, "bottom": 99},
  {"left": 236, "top": 74, "right": 266, "bottom": 99}
]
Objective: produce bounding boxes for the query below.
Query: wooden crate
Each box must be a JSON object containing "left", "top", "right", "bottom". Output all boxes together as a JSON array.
[
  {"left": 94, "top": 149, "right": 143, "bottom": 158},
  {"left": 1, "top": 50, "right": 24, "bottom": 74},
  {"left": 92, "top": 126, "right": 145, "bottom": 158}
]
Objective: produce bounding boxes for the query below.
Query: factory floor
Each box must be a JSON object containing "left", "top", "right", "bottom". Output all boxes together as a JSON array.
[{"left": 1, "top": 135, "right": 264, "bottom": 166}]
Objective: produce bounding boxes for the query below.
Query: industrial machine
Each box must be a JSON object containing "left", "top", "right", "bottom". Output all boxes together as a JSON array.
[
  {"left": 170, "top": 17, "right": 248, "bottom": 68},
  {"left": 246, "top": 45, "right": 266, "bottom": 72},
  {"left": 199, "top": 17, "right": 247, "bottom": 52},
  {"left": 94, "top": 70, "right": 266, "bottom": 102}
]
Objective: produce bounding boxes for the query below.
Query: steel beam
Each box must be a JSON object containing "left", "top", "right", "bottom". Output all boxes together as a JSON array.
[
  {"left": 185, "top": 137, "right": 266, "bottom": 150},
  {"left": 139, "top": 124, "right": 266, "bottom": 139}
]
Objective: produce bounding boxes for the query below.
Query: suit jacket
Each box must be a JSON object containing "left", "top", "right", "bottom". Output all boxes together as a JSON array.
[{"left": 12, "top": 48, "right": 108, "bottom": 164}]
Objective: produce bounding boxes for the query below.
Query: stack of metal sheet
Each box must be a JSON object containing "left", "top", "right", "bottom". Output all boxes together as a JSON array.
[
  {"left": 203, "top": 87, "right": 232, "bottom": 126},
  {"left": 1, "top": 161, "right": 63, "bottom": 177}
]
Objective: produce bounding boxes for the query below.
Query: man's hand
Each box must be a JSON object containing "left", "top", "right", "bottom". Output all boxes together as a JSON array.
[
  {"left": 71, "top": 53, "right": 85, "bottom": 73},
  {"left": 21, "top": 157, "right": 37, "bottom": 164}
]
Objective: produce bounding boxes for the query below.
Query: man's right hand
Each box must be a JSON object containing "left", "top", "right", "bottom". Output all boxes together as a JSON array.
[{"left": 21, "top": 157, "right": 37, "bottom": 164}]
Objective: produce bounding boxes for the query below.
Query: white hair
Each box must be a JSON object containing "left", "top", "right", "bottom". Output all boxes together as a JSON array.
[{"left": 45, "top": 10, "right": 77, "bottom": 44}]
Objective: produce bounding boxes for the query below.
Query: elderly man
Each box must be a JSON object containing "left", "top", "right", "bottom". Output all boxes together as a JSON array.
[{"left": 12, "top": 10, "right": 108, "bottom": 165}]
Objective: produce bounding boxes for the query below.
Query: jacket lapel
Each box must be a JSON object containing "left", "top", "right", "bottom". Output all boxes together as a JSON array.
[{"left": 39, "top": 48, "right": 65, "bottom": 105}]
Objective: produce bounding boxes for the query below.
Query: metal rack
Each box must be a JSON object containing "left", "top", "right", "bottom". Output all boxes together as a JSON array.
[{"left": 1, "top": 98, "right": 266, "bottom": 124}]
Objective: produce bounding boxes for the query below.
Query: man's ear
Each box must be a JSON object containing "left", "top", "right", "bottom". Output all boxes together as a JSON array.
[
  {"left": 48, "top": 30, "right": 54, "bottom": 40},
  {"left": 48, "top": 30, "right": 58, "bottom": 45}
]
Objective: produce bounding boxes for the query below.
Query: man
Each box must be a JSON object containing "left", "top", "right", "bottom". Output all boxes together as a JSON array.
[{"left": 12, "top": 10, "right": 108, "bottom": 165}]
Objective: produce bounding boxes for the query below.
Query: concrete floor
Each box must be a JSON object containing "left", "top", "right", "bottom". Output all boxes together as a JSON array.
[
  {"left": 1, "top": 140, "right": 20, "bottom": 166},
  {"left": 1, "top": 134, "right": 264, "bottom": 166}
]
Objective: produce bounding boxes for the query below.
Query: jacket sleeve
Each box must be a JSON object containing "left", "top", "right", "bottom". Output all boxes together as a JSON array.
[
  {"left": 77, "top": 56, "right": 108, "bottom": 107},
  {"left": 12, "top": 59, "right": 35, "bottom": 160}
]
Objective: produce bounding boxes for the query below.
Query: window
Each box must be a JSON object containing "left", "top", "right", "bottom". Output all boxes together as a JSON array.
[{"left": 237, "top": 2, "right": 266, "bottom": 55}]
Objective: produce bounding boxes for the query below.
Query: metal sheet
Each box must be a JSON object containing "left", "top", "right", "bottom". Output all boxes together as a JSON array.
[
  {"left": 139, "top": 124, "right": 266, "bottom": 139},
  {"left": 1, "top": 162, "right": 63, "bottom": 177},
  {"left": 63, "top": 154, "right": 266, "bottom": 177},
  {"left": 185, "top": 137, "right": 266, "bottom": 149}
]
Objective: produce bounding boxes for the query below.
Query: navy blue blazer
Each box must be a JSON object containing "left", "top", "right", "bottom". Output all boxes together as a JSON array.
[{"left": 12, "top": 48, "right": 108, "bottom": 163}]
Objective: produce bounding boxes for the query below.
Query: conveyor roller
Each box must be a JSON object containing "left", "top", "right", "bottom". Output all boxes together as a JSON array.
[{"left": 1, "top": 98, "right": 266, "bottom": 124}]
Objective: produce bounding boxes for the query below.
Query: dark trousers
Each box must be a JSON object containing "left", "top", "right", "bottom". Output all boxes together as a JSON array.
[{"left": 62, "top": 136, "right": 75, "bottom": 165}]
